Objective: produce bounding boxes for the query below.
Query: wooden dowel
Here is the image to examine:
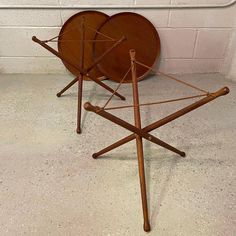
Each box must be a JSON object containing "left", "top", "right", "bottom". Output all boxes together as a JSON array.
[
  {"left": 145, "top": 87, "right": 229, "bottom": 131},
  {"left": 32, "top": 36, "right": 85, "bottom": 73},
  {"left": 92, "top": 86, "right": 229, "bottom": 157},
  {"left": 130, "top": 49, "right": 150, "bottom": 232},
  {"left": 76, "top": 18, "right": 85, "bottom": 134},
  {"left": 77, "top": 74, "right": 83, "bottom": 133},
  {"left": 84, "top": 102, "right": 185, "bottom": 156},
  {"left": 56, "top": 77, "right": 78, "bottom": 97},
  {"left": 32, "top": 36, "right": 125, "bottom": 100}
]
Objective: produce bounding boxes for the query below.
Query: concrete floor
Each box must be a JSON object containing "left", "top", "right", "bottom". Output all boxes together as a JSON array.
[{"left": 0, "top": 73, "right": 235, "bottom": 236}]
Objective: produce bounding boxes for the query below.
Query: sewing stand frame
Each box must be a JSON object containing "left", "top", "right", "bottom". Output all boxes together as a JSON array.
[
  {"left": 84, "top": 49, "right": 229, "bottom": 232},
  {"left": 32, "top": 18, "right": 126, "bottom": 133}
]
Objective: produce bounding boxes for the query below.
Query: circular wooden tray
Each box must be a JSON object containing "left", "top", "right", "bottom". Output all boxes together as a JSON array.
[
  {"left": 93, "top": 12, "right": 160, "bottom": 83},
  {"left": 58, "top": 11, "right": 109, "bottom": 80}
]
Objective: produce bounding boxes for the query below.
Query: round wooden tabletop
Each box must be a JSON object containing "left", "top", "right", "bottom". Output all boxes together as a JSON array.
[
  {"left": 93, "top": 12, "right": 160, "bottom": 83},
  {"left": 58, "top": 11, "right": 109, "bottom": 80}
]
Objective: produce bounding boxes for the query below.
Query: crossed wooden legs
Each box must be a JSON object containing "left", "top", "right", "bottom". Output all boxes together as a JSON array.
[
  {"left": 32, "top": 35, "right": 126, "bottom": 133},
  {"left": 84, "top": 49, "right": 229, "bottom": 232},
  {"left": 89, "top": 86, "right": 229, "bottom": 159}
]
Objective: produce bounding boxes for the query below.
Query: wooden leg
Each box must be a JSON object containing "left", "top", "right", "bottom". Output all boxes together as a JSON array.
[
  {"left": 135, "top": 135, "right": 150, "bottom": 232},
  {"left": 56, "top": 77, "right": 78, "bottom": 97},
  {"left": 32, "top": 36, "right": 126, "bottom": 101},
  {"left": 92, "top": 135, "right": 135, "bottom": 159},
  {"left": 92, "top": 134, "right": 185, "bottom": 159},
  {"left": 76, "top": 74, "right": 83, "bottom": 134},
  {"left": 92, "top": 87, "right": 229, "bottom": 158},
  {"left": 130, "top": 49, "right": 150, "bottom": 232},
  {"left": 85, "top": 102, "right": 185, "bottom": 157},
  {"left": 76, "top": 18, "right": 85, "bottom": 134}
]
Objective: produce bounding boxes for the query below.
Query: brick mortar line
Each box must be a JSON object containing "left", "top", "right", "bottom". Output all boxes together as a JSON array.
[
  {"left": 167, "top": 0, "right": 172, "bottom": 27},
  {"left": 0, "top": 26, "right": 234, "bottom": 29},
  {"left": 0, "top": 56, "right": 59, "bottom": 59},
  {"left": 0, "top": 56, "right": 225, "bottom": 60},
  {"left": 192, "top": 29, "right": 199, "bottom": 58}
]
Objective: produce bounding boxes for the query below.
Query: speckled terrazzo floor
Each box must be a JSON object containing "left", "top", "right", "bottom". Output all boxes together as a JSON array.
[{"left": 0, "top": 73, "right": 235, "bottom": 236}]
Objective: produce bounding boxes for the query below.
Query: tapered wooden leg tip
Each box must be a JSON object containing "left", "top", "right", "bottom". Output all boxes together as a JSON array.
[
  {"left": 76, "top": 128, "right": 81, "bottom": 134},
  {"left": 56, "top": 93, "right": 61, "bottom": 97},
  {"left": 121, "top": 96, "right": 126, "bottom": 101},
  {"left": 92, "top": 153, "right": 98, "bottom": 159},
  {"left": 224, "top": 86, "right": 230, "bottom": 95},
  {"left": 143, "top": 222, "right": 151, "bottom": 232},
  {"left": 180, "top": 152, "right": 186, "bottom": 157}
]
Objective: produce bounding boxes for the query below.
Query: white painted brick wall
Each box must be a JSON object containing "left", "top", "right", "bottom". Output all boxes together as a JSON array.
[
  {"left": 194, "top": 29, "right": 231, "bottom": 59},
  {"left": 158, "top": 29, "right": 197, "bottom": 58},
  {"left": 0, "top": 0, "right": 235, "bottom": 78}
]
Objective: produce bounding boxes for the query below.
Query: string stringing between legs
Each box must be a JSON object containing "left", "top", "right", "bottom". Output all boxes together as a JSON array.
[
  {"left": 104, "top": 93, "right": 209, "bottom": 111},
  {"left": 86, "top": 25, "right": 116, "bottom": 41},
  {"left": 43, "top": 20, "right": 116, "bottom": 43},
  {"left": 101, "top": 60, "right": 211, "bottom": 111},
  {"left": 102, "top": 65, "right": 132, "bottom": 109},
  {"left": 135, "top": 60, "right": 209, "bottom": 94}
]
